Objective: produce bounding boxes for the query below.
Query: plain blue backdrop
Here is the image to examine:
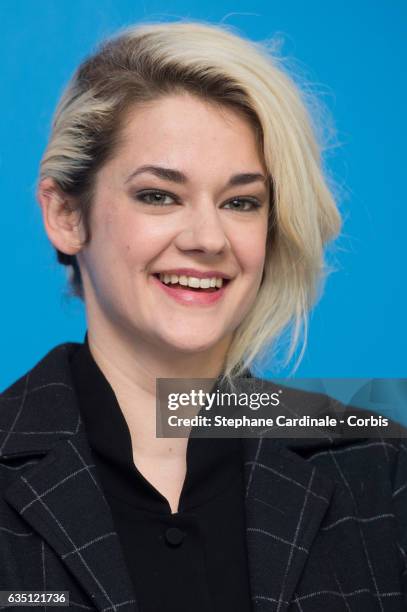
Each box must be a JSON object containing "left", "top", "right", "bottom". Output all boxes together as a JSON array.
[{"left": 1, "top": 0, "right": 406, "bottom": 391}]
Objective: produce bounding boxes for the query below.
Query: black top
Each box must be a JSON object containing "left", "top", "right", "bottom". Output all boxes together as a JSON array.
[{"left": 69, "top": 337, "right": 253, "bottom": 612}]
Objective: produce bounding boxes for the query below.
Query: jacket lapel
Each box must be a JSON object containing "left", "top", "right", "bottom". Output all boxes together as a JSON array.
[
  {"left": 4, "top": 432, "right": 138, "bottom": 611},
  {"left": 1, "top": 344, "right": 138, "bottom": 611},
  {"left": 242, "top": 436, "right": 334, "bottom": 611},
  {"left": 2, "top": 343, "right": 334, "bottom": 612}
]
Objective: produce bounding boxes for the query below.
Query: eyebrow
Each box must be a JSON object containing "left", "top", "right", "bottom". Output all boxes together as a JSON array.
[{"left": 125, "top": 165, "right": 267, "bottom": 187}]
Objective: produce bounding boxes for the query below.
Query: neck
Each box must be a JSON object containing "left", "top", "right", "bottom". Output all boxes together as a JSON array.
[
  {"left": 85, "top": 319, "right": 232, "bottom": 459},
  {"left": 87, "top": 321, "right": 231, "bottom": 395}
]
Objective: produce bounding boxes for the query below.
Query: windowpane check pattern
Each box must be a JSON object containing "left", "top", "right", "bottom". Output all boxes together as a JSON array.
[{"left": 0, "top": 344, "right": 406, "bottom": 610}]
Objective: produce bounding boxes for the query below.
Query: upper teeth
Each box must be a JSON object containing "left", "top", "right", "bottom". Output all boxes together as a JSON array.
[{"left": 158, "top": 273, "right": 224, "bottom": 289}]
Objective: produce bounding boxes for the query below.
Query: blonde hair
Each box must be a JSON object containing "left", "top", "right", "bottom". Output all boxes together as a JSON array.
[{"left": 39, "top": 21, "right": 341, "bottom": 382}]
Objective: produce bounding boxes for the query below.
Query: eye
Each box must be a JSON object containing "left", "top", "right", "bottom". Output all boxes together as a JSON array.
[
  {"left": 222, "top": 197, "right": 261, "bottom": 212},
  {"left": 134, "top": 190, "right": 178, "bottom": 206}
]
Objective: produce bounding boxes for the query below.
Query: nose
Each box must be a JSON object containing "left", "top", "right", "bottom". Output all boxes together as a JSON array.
[{"left": 174, "top": 201, "right": 229, "bottom": 255}]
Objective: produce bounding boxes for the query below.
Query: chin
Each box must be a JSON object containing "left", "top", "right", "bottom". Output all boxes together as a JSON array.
[
  {"left": 158, "top": 332, "right": 224, "bottom": 355},
  {"left": 169, "top": 340, "right": 219, "bottom": 354}
]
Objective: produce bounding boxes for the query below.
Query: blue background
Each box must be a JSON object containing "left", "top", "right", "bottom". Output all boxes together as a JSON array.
[{"left": 1, "top": 0, "right": 406, "bottom": 391}]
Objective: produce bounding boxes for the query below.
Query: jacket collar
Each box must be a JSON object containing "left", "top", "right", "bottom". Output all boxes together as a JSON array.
[{"left": 1, "top": 343, "right": 335, "bottom": 611}]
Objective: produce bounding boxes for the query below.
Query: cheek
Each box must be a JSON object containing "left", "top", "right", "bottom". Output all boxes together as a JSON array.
[
  {"left": 119, "top": 224, "right": 173, "bottom": 273},
  {"left": 102, "top": 212, "right": 156, "bottom": 263},
  {"left": 232, "top": 228, "right": 268, "bottom": 274}
]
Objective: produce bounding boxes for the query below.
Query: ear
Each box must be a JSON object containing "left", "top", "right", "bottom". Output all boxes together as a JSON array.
[{"left": 37, "top": 177, "right": 86, "bottom": 256}]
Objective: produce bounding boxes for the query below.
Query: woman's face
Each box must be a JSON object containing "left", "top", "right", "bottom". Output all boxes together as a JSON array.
[{"left": 77, "top": 93, "right": 270, "bottom": 356}]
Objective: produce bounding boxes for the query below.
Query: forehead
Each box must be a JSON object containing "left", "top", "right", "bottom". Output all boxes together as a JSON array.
[{"left": 110, "top": 93, "right": 265, "bottom": 179}]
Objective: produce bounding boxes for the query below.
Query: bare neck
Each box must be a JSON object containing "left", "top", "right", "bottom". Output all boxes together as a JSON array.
[
  {"left": 86, "top": 324, "right": 229, "bottom": 458},
  {"left": 85, "top": 325, "right": 231, "bottom": 514}
]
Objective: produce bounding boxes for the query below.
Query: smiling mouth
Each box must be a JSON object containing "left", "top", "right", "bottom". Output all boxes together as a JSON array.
[{"left": 152, "top": 274, "right": 230, "bottom": 293}]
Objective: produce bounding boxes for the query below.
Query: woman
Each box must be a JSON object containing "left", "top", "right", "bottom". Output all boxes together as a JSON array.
[{"left": 0, "top": 21, "right": 406, "bottom": 611}]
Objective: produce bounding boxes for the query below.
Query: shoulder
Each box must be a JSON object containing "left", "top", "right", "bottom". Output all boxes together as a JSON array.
[
  {"left": 244, "top": 377, "right": 407, "bottom": 563},
  {"left": 1, "top": 343, "right": 80, "bottom": 399},
  {"left": 0, "top": 343, "right": 81, "bottom": 458},
  {"left": 239, "top": 373, "right": 407, "bottom": 489}
]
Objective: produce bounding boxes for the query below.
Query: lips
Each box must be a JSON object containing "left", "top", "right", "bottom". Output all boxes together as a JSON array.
[
  {"left": 151, "top": 274, "right": 230, "bottom": 305},
  {"left": 153, "top": 273, "right": 229, "bottom": 292},
  {"left": 152, "top": 268, "right": 232, "bottom": 280}
]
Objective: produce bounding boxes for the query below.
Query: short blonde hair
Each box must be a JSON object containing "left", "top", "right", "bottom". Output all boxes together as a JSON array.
[{"left": 39, "top": 21, "right": 341, "bottom": 381}]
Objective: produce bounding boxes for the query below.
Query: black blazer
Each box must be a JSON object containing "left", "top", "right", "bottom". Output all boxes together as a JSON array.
[{"left": 0, "top": 343, "right": 406, "bottom": 611}]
